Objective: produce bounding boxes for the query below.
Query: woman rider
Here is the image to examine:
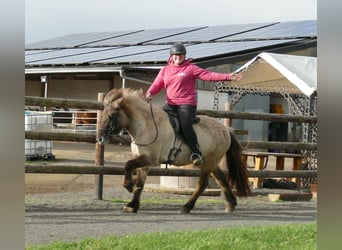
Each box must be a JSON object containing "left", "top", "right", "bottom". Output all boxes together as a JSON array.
[{"left": 146, "top": 43, "right": 242, "bottom": 167}]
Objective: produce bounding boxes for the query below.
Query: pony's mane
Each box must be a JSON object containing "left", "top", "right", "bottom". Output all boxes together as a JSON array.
[
  {"left": 123, "top": 88, "right": 146, "bottom": 105},
  {"left": 124, "top": 88, "right": 138, "bottom": 96}
]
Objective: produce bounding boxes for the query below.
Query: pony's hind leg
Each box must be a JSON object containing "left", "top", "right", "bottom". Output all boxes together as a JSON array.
[
  {"left": 180, "top": 169, "right": 210, "bottom": 214},
  {"left": 211, "top": 166, "right": 237, "bottom": 213}
]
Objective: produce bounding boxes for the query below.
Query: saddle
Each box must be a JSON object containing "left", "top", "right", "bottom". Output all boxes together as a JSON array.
[{"left": 162, "top": 106, "right": 200, "bottom": 165}]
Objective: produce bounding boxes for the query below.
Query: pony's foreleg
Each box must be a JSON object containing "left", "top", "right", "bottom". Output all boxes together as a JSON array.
[
  {"left": 211, "top": 166, "right": 237, "bottom": 213},
  {"left": 123, "top": 155, "right": 150, "bottom": 193},
  {"left": 123, "top": 168, "right": 148, "bottom": 213},
  {"left": 180, "top": 169, "right": 210, "bottom": 214}
]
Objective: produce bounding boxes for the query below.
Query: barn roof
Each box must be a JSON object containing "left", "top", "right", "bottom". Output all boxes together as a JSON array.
[
  {"left": 223, "top": 52, "right": 317, "bottom": 97},
  {"left": 25, "top": 20, "right": 316, "bottom": 68}
]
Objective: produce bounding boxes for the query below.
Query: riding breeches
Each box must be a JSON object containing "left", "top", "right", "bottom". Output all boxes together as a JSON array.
[{"left": 164, "top": 104, "right": 201, "bottom": 155}]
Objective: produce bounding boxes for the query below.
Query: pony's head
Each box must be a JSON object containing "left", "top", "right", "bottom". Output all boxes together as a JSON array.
[
  {"left": 96, "top": 88, "right": 145, "bottom": 145},
  {"left": 96, "top": 88, "right": 127, "bottom": 145}
]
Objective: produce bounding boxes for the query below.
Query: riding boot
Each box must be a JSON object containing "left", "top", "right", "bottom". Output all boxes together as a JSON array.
[{"left": 190, "top": 152, "right": 203, "bottom": 167}]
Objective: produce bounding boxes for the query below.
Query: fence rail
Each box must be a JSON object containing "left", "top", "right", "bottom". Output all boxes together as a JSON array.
[
  {"left": 25, "top": 131, "right": 130, "bottom": 145},
  {"left": 197, "top": 110, "right": 317, "bottom": 123},
  {"left": 25, "top": 96, "right": 317, "bottom": 124},
  {"left": 25, "top": 96, "right": 103, "bottom": 110},
  {"left": 25, "top": 164, "right": 317, "bottom": 178},
  {"left": 25, "top": 131, "right": 317, "bottom": 150}
]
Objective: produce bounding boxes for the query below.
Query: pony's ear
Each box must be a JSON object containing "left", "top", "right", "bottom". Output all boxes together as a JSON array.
[
  {"left": 137, "top": 89, "right": 145, "bottom": 100},
  {"left": 116, "top": 97, "right": 125, "bottom": 107},
  {"left": 111, "top": 96, "right": 125, "bottom": 109}
]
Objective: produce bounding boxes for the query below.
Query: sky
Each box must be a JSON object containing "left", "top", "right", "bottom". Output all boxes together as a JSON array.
[{"left": 25, "top": 0, "right": 317, "bottom": 44}]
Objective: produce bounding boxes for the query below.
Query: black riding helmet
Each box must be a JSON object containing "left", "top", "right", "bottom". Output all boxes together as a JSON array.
[{"left": 170, "top": 43, "right": 186, "bottom": 55}]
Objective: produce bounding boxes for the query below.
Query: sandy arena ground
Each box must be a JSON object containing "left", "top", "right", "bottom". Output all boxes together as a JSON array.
[{"left": 25, "top": 142, "right": 317, "bottom": 246}]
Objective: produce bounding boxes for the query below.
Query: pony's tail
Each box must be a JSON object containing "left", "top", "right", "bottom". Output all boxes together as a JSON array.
[{"left": 226, "top": 130, "right": 251, "bottom": 196}]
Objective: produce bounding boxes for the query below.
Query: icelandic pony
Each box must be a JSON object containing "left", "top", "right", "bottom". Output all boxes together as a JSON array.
[
  {"left": 97, "top": 88, "right": 251, "bottom": 213},
  {"left": 76, "top": 109, "right": 97, "bottom": 125}
]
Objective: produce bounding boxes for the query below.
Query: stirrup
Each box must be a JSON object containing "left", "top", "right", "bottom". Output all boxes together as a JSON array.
[{"left": 190, "top": 153, "right": 203, "bottom": 167}]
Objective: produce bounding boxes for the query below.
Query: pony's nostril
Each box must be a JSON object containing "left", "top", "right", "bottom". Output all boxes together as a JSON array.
[
  {"left": 108, "top": 126, "right": 114, "bottom": 136},
  {"left": 96, "top": 137, "right": 105, "bottom": 145}
]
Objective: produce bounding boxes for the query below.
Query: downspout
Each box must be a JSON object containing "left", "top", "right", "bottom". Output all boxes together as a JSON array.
[
  {"left": 119, "top": 70, "right": 125, "bottom": 88},
  {"left": 122, "top": 75, "right": 126, "bottom": 88},
  {"left": 119, "top": 69, "right": 152, "bottom": 86},
  {"left": 41, "top": 75, "right": 48, "bottom": 111}
]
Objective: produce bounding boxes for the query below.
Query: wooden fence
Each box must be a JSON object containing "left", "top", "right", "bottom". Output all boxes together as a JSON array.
[
  {"left": 26, "top": 164, "right": 316, "bottom": 178},
  {"left": 25, "top": 95, "right": 317, "bottom": 199}
]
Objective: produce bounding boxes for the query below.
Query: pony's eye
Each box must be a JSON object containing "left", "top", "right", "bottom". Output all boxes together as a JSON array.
[
  {"left": 105, "top": 103, "right": 115, "bottom": 110},
  {"left": 112, "top": 106, "right": 118, "bottom": 111}
]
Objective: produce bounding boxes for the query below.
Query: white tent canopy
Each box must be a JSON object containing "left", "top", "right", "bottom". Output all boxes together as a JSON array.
[{"left": 229, "top": 52, "right": 317, "bottom": 97}]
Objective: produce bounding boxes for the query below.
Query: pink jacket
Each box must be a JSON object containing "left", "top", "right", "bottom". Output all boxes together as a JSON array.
[{"left": 146, "top": 58, "right": 232, "bottom": 106}]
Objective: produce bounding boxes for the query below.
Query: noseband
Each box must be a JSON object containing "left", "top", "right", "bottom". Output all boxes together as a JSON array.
[{"left": 100, "top": 126, "right": 116, "bottom": 136}]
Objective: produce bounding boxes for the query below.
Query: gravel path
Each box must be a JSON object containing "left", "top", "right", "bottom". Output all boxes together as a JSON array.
[
  {"left": 25, "top": 183, "right": 317, "bottom": 246},
  {"left": 25, "top": 142, "right": 317, "bottom": 246}
]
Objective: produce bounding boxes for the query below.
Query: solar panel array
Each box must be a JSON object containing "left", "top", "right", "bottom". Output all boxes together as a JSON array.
[{"left": 25, "top": 20, "right": 316, "bottom": 66}]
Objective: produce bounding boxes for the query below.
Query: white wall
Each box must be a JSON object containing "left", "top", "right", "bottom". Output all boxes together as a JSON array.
[
  {"left": 197, "top": 90, "right": 227, "bottom": 110},
  {"left": 231, "top": 94, "right": 270, "bottom": 142}
]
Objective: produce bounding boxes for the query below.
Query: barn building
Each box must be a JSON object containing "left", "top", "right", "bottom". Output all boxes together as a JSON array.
[{"left": 25, "top": 20, "right": 317, "bottom": 146}]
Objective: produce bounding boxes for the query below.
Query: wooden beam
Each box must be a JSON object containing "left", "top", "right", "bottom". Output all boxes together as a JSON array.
[
  {"left": 25, "top": 164, "right": 317, "bottom": 178},
  {"left": 197, "top": 110, "right": 317, "bottom": 123},
  {"left": 241, "top": 141, "right": 317, "bottom": 151},
  {"left": 25, "top": 131, "right": 131, "bottom": 145},
  {"left": 24, "top": 131, "right": 316, "bottom": 150},
  {"left": 25, "top": 96, "right": 317, "bottom": 124},
  {"left": 25, "top": 96, "right": 103, "bottom": 110}
]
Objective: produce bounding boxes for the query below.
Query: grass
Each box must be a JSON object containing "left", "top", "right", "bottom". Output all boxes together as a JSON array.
[{"left": 26, "top": 222, "right": 316, "bottom": 250}]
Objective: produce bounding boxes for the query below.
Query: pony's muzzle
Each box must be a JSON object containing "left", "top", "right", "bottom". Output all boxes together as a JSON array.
[{"left": 96, "top": 136, "right": 107, "bottom": 145}]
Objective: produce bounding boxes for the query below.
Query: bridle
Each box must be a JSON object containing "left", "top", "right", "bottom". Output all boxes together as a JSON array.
[{"left": 101, "top": 99, "right": 159, "bottom": 147}]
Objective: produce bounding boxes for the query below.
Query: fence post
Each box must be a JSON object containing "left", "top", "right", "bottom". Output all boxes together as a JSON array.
[
  {"left": 225, "top": 102, "right": 233, "bottom": 127},
  {"left": 220, "top": 102, "right": 232, "bottom": 168},
  {"left": 95, "top": 93, "right": 105, "bottom": 200}
]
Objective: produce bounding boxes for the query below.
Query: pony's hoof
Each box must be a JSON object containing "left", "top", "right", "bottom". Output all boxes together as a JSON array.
[
  {"left": 123, "top": 183, "right": 134, "bottom": 193},
  {"left": 180, "top": 206, "right": 190, "bottom": 214},
  {"left": 224, "top": 205, "right": 235, "bottom": 213},
  {"left": 122, "top": 205, "right": 136, "bottom": 213}
]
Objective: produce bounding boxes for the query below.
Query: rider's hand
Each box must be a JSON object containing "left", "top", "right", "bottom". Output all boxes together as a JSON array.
[
  {"left": 146, "top": 93, "right": 153, "bottom": 103},
  {"left": 230, "top": 72, "right": 243, "bottom": 81}
]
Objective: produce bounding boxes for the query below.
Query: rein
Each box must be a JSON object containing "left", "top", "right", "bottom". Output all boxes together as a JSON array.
[{"left": 131, "top": 100, "right": 159, "bottom": 146}]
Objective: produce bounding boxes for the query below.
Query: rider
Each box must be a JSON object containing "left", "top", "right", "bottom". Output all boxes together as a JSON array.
[{"left": 145, "top": 43, "right": 242, "bottom": 167}]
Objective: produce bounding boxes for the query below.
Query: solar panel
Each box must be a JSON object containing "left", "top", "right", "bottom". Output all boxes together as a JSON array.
[
  {"left": 25, "top": 45, "right": 170, "bottom": 65},
  {"left": 25, "top": 30, "right": 142, "bottom": 49},
  {"left": 25, "top": 20, "right": 316, "bottom": 67},
  {"left": 25, "top": 49, "right": 56, "bottom": 56},
  {"left": 25, "top": 47, "right": 116, "bottom": 64},
  {"left": 148, "top": 22, "right": 277, "bottom": 43},
  {"left": 218, "top": 20, "right": 316, "bottom": 41},
  {"left": 85, "top": 27, "right": 205, "bottom": 46},
  {"left": 89, "top": 47, "right": 170, "bottom": 65},
  {"left": 184, "top": 40, "right": 302, "bottom": 59},
  {"left": 92, "top": 40, "right": 300, "bottom": 64}
]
